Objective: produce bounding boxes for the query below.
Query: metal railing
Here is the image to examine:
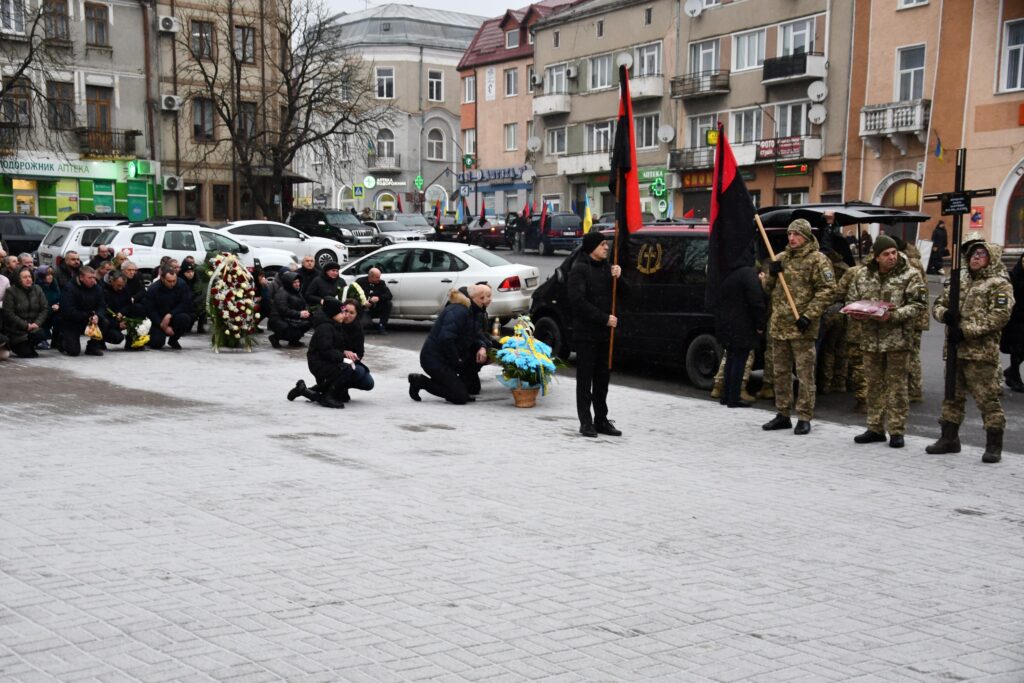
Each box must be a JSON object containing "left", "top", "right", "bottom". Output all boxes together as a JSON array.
[
  {"left": 671, "top": 70, "right": 730, "bottom": 98},
  {"left": 668, "top": 147, "right": 714, "bottom": 170},
  {"left": 762, "top": 52, "right": 823, "bottom": 81},
  {"left": 367, "top": 153, "right": 401, "bottom": 170},
  {"left": 73, "top": 127, "right": 141, "bottom": 158}
]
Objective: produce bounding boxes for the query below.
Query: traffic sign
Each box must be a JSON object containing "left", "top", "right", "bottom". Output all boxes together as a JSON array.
[{"left": 353, "top": 186, "right": 364, "bottom": 197}]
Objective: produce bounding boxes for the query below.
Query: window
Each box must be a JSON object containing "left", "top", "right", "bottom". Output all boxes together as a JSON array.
[
  {"left": 1004, "top": 21, "right": 1024, "bottom": 91},
  {"left": 463, "top": 75, "right": 476, "bottom": 103},
  {"left": 279, "top": 30, "right": 288, "bottom": 70},
  {"left": 504, "top": 68, "right": 518, "bottom": 96},
  {"left": 545, "top": 63, "right": 567, "bottom": 94},
  {"left": 734, "top": 29, "right": 765, "bottom": 71},
  {"left": 528, "top": 31, "right": 534, "bottom": 45},
  {"left": 731, "top": 108, "right": 762, "bottom": 144},
  {"left": 777, "top": 190, "right": 808, "bottom": 206},
  {"left": 234, "top": 25, "right": 255, "bottom": 63},
  {"left": 590, "top": 54, "right": 612, "bottom": 90},
  {"left": 1, "top": 78, "right": 31, "bottom": 126},
  {"left": 43, "top": 0, "right": 69, "bottom": 41},
  {"left": 238, "top": 101, "right": 256, "bottom": 139},
  {"left": 634, "top": 113, "right": 659, "bottom": 149},
  {"left": 46, "top": 81, "right": 75, "bottom": 129},
  {"left": 586, "top": 120, "right": 614, "bottom": 153},
  {"left": 193, "top": 98, "right": 215, "bottom": 141},
  {"left": 822, "top": 172, "right": 843, "bottom": 203},
  {"left": 553, "top": 30, "right": 559, "bottom": 48},
  {"left": 506, "top": 30, "right": 519, "bottom": 49},
  {"left": 163, "top": 230, "right": 197, "bottom": 252},
  {"left": 504, "top": 122, "right": 517, "bottom": 150},
  {"left": 428, "top": 70, "right": 443, "bottom": 102},
  {"left": 464, "top": 128, "right": 476, "bottom": 155},
  {"left": 527, "top": 120, "right": 534, "bottom": 141},
  {"left": 85, "top": 85, "right": 111, "bottom": 130},
  {"left": 775, "top": 102, "right": 808, "bottom": 137},
  {"left": 780, "top": 18, "right": 814, "bottom": 56},
  {"left": 527, "top": 65, "right": 535, "bottom": 91},
  {"left": 427, "top": 128, "right": 445, "bottom": 160},
  {"left": 636, "top": 42, "right": 661, "bottom": 76},
  {"left": 644, "top": 7, "right": 653, "bottom": 25},
  {"left": 85, "top": 3, "right": 109, "bottom": 46},
  {"left": 897, "top": 45, "right": 925, "bottom": 100},
  {"left": 898, "top": 0, "right": 927, "bottom": 7},
  {"left": 376, "top": 67, "right": 394, "bottom": 99},
  {"left": 703, "top": 0, "right": 721, "bottom": 6},
  {"left": 375, "top": 129, "right": 395, "bottom": 158},
  {"left": 689, "top": 39, "right": 719, "bottom": 74},
  {"left": 596, "top": 20, "right": 604, "bottom": 38},
  {"left": 1, "top": 0, "right": 25, "bottom": 32},
  {"left": 688, "top": 113, "right": 716, "bottom": 148},
  {"left": 191, "top": 20, "right": 214, "bottom": 59},
  {"left": 547, "top": 126, "right": 566, "bottom": 155},
  {"left": 505, "top": 191, "right": 520, "bottom": 214}
]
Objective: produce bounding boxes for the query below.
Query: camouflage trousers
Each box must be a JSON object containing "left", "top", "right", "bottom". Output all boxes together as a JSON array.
[
  {"left": 940, "top": 359, "right": 1006, "bottom": 430},
  {"left": 772, "top": 337, "right": 817, "bottom": 420},
  {"left": 714, "top": 349, "right": 755, "bottom": 387},
  {"left": 862, "top": 350, "right": 910, "bottom": 435},
  {"left": 845, "top": 342, "right": 866, "bottom": 401},
  {"left": 819, "top": 330, "right": 849, "bottom": 391},
  {"left": 908, "top": 332, "right": 923, "bottom": 400},
  {"left": 762, "top": 333, "right": 774, "bottom": 390}
]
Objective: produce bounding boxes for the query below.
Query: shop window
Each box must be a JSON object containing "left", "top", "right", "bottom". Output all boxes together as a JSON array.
[
  {"left": 213, "top": 184, "right": 230, "bottom": 219},
  {"left": 184, "top": 184, "right": 203, "bottom": 218}
]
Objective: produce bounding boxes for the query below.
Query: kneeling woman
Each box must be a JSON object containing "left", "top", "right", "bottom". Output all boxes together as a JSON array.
[{"left": 287, "top": 298, "right": 374, "bottom": 408}]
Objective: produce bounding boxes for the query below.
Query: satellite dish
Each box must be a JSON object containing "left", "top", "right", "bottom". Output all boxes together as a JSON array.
[
  {"left": 526, "top": 136, "right": 542, "bottom": 153},
  {"left": 657, "top": 124, "right": 675, "bottom": 143},
  {"left": 807, "top": 104, "right": 827, "bottom": 125},
  {"left": 807, "top": 80, "right": 828, "bottom": 103},
  {"left": 683, "top": 0, "right": 703, "bottom": 18},
  {"left": 522, "top": 170, "right": 537, "bottom": 184},
  {"left": 616, "top": 52, "right": 633, "bottom": 69}
]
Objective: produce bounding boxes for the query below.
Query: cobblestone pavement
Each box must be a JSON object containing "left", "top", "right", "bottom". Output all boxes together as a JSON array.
[{"left": 3, "top": 339, "right": 1023, "bottom": 682}]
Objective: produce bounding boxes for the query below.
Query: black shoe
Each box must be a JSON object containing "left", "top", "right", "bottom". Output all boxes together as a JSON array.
[
  {"left": 579, "top": 422, "right": 598, "bottom": 438},
  {"left": 378, "top": 324, "right": 388, "bottom": 335},
  {"left": 727, "top": 401, "right": 753, "bottom": 408},
  {"left": 1005, "top": 369, "right": 1024, "bottom": 392},
  {"left": 762, "top": 413, "right": 792, "bottom": 431},
  {"left": 84, "top": 346, "right": 104, "bottom": 357},
  {"left": 595, "top": 419, "right": 622, "bottom": 436},
  {"left": 794, "top": 420, "right": 811, "bottom": 435},
  {"left": 287, "top": 380, "right": 306, "bottom": 402},
  {"left": 269, "top": 334, "right": 281, "bottom": 349},
  {"left": 336, "top": 388, "right": 351, "bottom": 403},
  {"left": 168, "top": 337, "right": 182, "bottom": 350},
  {"left": 317, "top": 394, "right": 345, "bottom": 409},
  {"left": 408, "top": 373, "right": 422, "bottom": 402},
  {"left": 854, "top": 430, "right": 887, "bottom": 444},
  {"left": 889, "top": 434, "right": 905, "bottom": 449},
  {"left": 287, "top": 340, "right": 305, "bottom": 348}
]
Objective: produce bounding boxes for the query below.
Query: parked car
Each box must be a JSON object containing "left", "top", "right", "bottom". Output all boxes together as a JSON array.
[
  {"left": 394, "top": 213, "right": 435, "bottom": 237},
  {"left": 529, "top": 223, "right": 723, "bottom": 388},
  {"left": 465, "top": 216, "right": 510, "bottom": 249},
  {"left": 430, "top": 215, "right": 462, "bottom": 242},
  {"left": 91, "top": 220, "right": 297, "bottom": 281},
  {"left": 0, "top": 213, "right": 53, "bottom": 258},
  {"left": 340, "top": 242, "right": 540, "bottom": 321},
  {"left": 37, "top": 217, "right": 131, "bottom": 267},
  {"left": 287, "top": 208, "right": 376, "bottom": 246},
  {"left": 513, "top": 212, "right": 583, "bottom": 255},
  {"left": 591, "top": 211, "right": 657, "bottom": 232},
  {"left": 364, "top": 220, "right": 425, "bottom": 246},
  {"left": 218, "top": 220, "right": 349, "bottom": 268}
]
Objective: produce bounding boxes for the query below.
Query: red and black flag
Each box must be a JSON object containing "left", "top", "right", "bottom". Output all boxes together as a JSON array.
[
  {"left": 463, "top": 197, "right": 472, "bottom": 224},
  {"left": 479, "top": 197, "right": 488, "bottom": 225},
  {"left": 433, "top": 199, "right": 442, "bottom": 226},
  {"left": 608, "top": 64, "right": 643, "bottom": 259},
  {"left": 396, "top": 193, "right": 404, "bottom": 214},
  {"left": 706, "top": 121, "right": 755, "bottom": 310}
]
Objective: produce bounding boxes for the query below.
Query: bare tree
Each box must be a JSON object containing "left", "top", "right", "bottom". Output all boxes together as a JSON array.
[{"left": 172, "top": 0, "right": 389, "bottom": 219}]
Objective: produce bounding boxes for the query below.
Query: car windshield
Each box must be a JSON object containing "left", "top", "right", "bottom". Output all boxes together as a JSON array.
[
  {"left": 464, "top": 248, "right": 510, "bottom": 268},
  {"left": 324, "top": 212, "right": 362, "bottom": 228},
  {"left": 396, "top": 214, "right": 430, "bottom": 228},
  {"left": 375, "top": 221, "right": 407, "bottom": 233},
  {"left": 200, "top": 230, "right": 242, "bottom": 252},
  {"left": 42, "top": 227, "right": 70, "bottom": 247}
]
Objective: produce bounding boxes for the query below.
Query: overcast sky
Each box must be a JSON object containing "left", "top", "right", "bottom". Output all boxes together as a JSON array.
[{"left": 325, "top": 0, "right": 512, "bottom": 20}]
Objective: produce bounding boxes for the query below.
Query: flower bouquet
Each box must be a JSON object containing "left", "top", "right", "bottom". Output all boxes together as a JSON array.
[
  {"left": 108, "top": 309, "right": 151, "bottom": 348},
  {"left": 205, "top": 253, "right": 260, "bottom": 351},
  {"left": 494, "top": 316, "right": 558, "bottom": 407}
]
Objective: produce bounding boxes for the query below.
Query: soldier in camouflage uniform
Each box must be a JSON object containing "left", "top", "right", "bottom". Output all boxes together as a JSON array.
[
  {"left": 818, "top": 251, "right": 850, "bottom": 393},
  {"left": 845, "top": 236, "right": 928, "bottom": 448},
  {"left": 902, "top": 241, "right": 928, "bottom": 402},
  {"left": 834, "top": 260, "right": 868, "bottom": 410},
  {"left": 927, "top": 240, "right": 1015, "bottom": 463},
  {"left": 761, "top": 219, "right": 836, "bottom": 435}
]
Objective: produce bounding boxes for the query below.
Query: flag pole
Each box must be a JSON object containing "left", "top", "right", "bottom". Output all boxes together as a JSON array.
[
  {"left": 608, "top": 179, "right": 623, "bottom": 369},
  {"left": 754, "top": 213, "right": 801, "bottom": 321}
]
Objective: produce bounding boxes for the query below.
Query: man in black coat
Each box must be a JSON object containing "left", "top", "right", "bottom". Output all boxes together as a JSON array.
[
  {"left": 145, "top": 267, "right": 194, "bottom": 349},
  {"left": 408, "top": 284, "right": 491, "bottom": 405},
  {"left": 55, "top": 251, "right": 82, "bottom": 288},
  {"left": 57, "top": 265, "right": 123, "bottom": 356},
  {"left": 715, "top": 263, "right": 767, "bottom": 408},
  {"left": 928, "top": 220, "right": 948, "bottom": 274},
  {"left": 286, "top": 298, "right": 350, "bottom": 408},
  {"left": 296, "top": 255, "right": 321, "bottom": 296},
  {"left": 304, "top": 261, "right": 346, "bottom": 308},
  {"left": 568, "top": 231, "right": 623, "bottom": 437},
  {"left": 355, "top": 267, "right": 393, "bottom": 334},
  {"left": 268, "top": 271, "right": 312, "bottom": 348}
]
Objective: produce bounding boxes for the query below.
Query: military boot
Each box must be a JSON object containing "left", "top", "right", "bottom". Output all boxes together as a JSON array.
[
  {"left": 710, "top": 378, "right": 724, "bottom": 400},
  {"left": 982, "top": 428, "right": 1003, "bottom": 464},
  {"left": 756, "top": 384, "right": 774, "bottom": 400},
  {"left": 925, "top": 420, "right": 961, "bottom": 454},
  {"left": 740, "top": 389, "right": 757, "bottom": 403}
]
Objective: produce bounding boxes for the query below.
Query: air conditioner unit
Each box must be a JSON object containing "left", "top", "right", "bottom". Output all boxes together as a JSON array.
[
  {"left": 158, "top": 15, "right": 180, "bottom": 33},
  {"left": 161, "top": 95, "right": 183, "bottom": 111},
  {"left": 566, "top": 65, "right": 578, "bottom": 79},
  {"left": 163, "top": 175, "right": 183, "bottom": 191},
  {"left": 530, "top": 74, "right": 544, "bottom": 87}
]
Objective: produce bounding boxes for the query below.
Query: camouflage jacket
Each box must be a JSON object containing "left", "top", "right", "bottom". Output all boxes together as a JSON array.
[
  {"left": 764, "top": 236, "right": 836, "bottom": 340},
  {"left": 933, "top": 242, "right": 1015, "bottom": 362},
  {"left": 836, "top": 263, "right": 867, "bottom": 343},
  {"left": 904, "top": 244, "right": 930, "bottom": 331},
  {"left": 846, "top": 253, "right": 928, "bottom": 352}
]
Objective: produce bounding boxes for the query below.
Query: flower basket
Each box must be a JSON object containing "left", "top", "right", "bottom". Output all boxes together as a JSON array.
[
  {"left": 494, "top": 316, "right": 558, "bottom": 406},
  {"left": 511, "top": 386, "right": 540, "bottom": 408}
]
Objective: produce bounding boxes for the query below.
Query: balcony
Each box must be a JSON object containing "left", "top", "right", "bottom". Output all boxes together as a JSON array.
[
  {"left": 859, "top": 99, "right": 930, "bottom": 156},
  {"left": 367, "top": 153, "right": 402, "bottom": 173},
  {"left": 73, "top": 127, "right": 141, "bottom": 159},
  {"left": 556, "top": 151, "right": 612, "bottom": 176},
  {"left": 671, "top": 70, "right": 731, "bottom": 99},
  {"left": 532, "top": 91, "right": 571, "bottom": 117},
  {"left": 630, "top": 74, "right": 664, "bottom": 100},
  {"left": 762, "top": 52, "right": 826, "bottom": 85},
  {"left": 668, "top": 147, "right": 714, "bottom": 171}
]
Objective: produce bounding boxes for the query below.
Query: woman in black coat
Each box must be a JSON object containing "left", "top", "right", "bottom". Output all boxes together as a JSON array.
[
  {"left": 1001, "top": 253, "right": 1024, "bottom": 392},
  {"left": 715, "top": 264, "right": 767, "bottom": 408}
]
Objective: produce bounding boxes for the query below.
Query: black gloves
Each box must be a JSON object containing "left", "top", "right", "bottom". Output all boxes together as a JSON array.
[
  {"left": 795, "top": 315, "right": 811, "bottom": 332},
  {"left": 768, "top": 261, "right": 784, "bottom": 275},
  {"left": 948, "top": 327, "right": 965, "bottom": 344},
  {"left": 942, "top": 310, "right": 960, "bottom": 327}
]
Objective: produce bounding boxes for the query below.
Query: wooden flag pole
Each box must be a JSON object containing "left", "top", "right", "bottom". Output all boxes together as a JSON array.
[
  {"left": 608, "top": 178, "right": 623, "bottom": 369},
  {"left": 754, "top": 213, "right": 801, "bottom": 321}
]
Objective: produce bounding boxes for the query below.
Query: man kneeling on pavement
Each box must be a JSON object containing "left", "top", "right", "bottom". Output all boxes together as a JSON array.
[{"left": 287, "top": 298, "right": 374, "bottom": 408}]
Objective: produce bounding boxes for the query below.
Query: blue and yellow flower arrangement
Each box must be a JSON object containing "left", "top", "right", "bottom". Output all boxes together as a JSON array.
[{"left": 494, "top": 316, "right": 558, "bottom": 395}]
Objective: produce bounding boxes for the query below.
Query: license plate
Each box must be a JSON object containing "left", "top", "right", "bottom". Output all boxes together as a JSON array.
[
  {"left": 526, "top": 277, "right": 538, "bottom": 287},
  {"left": 564, "top": 231, "right": 576, "bottom": 236}
]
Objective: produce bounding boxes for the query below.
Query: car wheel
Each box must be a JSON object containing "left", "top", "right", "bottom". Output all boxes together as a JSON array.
[
  {"left": 315, "top": 249, "right": 335, "bottom": 269},
  {"left": 533, "top": 315, "right": 566, "bottom": 359},
  {"left": 685, "top": 333, "right": 722, "bottom": 391},
  {"left": 542, "top": 240, "right": 554, "bottom": 256}
]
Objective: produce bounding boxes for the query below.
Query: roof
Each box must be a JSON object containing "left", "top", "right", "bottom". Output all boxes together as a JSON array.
[
  {"left": 457, "top": 0, "right": 582, "bottom": 71},
  {"left": 533, "top": 0, "right": 652, "bottom": 30},
  {"left": 326, "top": 3, "right": 486, "bottom": 51}
]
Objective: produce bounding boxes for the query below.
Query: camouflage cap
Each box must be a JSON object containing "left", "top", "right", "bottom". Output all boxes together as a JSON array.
[{"left": 787, "top": 218, "right": 814, "bottom": 242}]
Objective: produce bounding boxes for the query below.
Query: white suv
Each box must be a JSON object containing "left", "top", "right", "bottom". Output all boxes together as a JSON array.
[
  {"left": 91, "top": 221, "right": 297, "bottom": 279},
  {"left": 218, "top": 220, "right": 349, "bottom": 268},
  {"left": 37, "top": 216, "right": 131, "bottom": 266}
]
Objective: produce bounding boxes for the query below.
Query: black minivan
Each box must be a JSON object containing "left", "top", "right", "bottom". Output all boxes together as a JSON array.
[{"left": 529, "top": 223, "right": 723, "bottom": 389}]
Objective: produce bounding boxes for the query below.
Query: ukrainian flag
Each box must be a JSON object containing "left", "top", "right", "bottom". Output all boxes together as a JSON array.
[
  {"left": 582, "top": 194, "right": 593, "bottom": 234},
  {"left": 934, "top": 134, "right": 944, "bottom": 161}
]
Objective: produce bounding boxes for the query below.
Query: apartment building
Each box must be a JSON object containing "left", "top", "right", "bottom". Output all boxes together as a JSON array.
[
  {"left": 531, "top": 0, "right": 677, "bottom": 216},
  {"left": 320, "top": 4, "right": 483, "bottom": 214},
  {"left": 669, "top": 0, "right": 854, "bottom": 220},
  {"left": 1, "top": 0, "right": 159, "bottom": 220},
  {"left": 457, "top": 0, "right": 576, "bottom": 217}
]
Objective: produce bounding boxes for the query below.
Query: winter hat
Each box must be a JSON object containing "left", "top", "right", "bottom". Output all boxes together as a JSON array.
[
  {"left": 786, "top": 218, "right": 814, "bottom": 242},
  {"left": 322, "top": 298, "right": 343, "bottom": 318},
  {"left": 322, "top": 261, "right": 340, "bottom": 273},
  {"left": 581, "top": 231, "right": 607, "bottom": 255},
  {"left": 872, "top": 234, "right": 898, "bottom": 257}
]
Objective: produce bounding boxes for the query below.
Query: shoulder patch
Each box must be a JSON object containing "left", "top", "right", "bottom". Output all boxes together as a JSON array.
[
  {"left": 822, "top": 269, "right": 834, "bottom": 282},
  {"left": 994, "top": 293, "right": 1009, "bottom": 308}
]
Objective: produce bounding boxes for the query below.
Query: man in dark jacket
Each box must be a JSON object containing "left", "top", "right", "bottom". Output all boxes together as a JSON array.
[
  {"left": 408, "top": 284, "right": 491, "bottom": 404},
  {"left": 296, "top": 255, "right": 321, "bottom": 296},
  {"left": 355, "top": 267, "right": 393, "bottom": 334},
  {"left": 145, "top": 267, "right": 194, "bottom": 349},
  {"left": 568, "top": 231, "right": 623, "bottom": 437},
  {"left": 268, "top": 271, "right": 312, "bottom": 348},
  {"left": 57, "top": 265, "right": 123, "bottom": 356},
  {"left": 87, "top": 244, "right": 115, "bottom": 269},
  {"left": 715, "top": 263, "right": 766, "bottom": 408},
  {"left": 928, "top": 220, "right": 948, "bottom": 275},
  {"left": 286, "top": 298, "right": 349, "bottom": 408},
  {"left": 55, "top": 251, "right": 82, "bottom": 288},
  {"left": 304, "top": 261, "right": 346, "bottom": 308}
]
